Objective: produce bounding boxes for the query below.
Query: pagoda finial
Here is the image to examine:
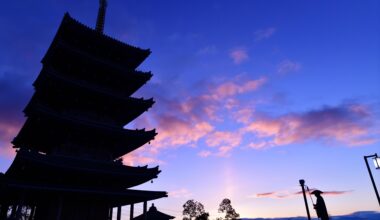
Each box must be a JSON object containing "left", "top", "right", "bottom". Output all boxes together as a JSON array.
[{"left": 95, "top": 0, "right": 107, "bottom": 33}]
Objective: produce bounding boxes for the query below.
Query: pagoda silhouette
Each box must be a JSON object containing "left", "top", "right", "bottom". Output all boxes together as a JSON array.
[{"left": 0, "top": 1, "right": 167, "bottom": 219}]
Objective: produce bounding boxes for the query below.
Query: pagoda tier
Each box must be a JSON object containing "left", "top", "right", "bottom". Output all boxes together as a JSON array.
[
  {"left": 13, "top": 109, "right": 156, "bottom": 159},
  {"left": 6, "top": 150, "right": 160, "bottom": 189},
  {"left": 43, "top": 41, "right": 152, "bottom": 97},
  {"left": 28, "top": 68, "right": 154, "bottom": 126},
  {"left": 43, "top": 13, "right": 151, "bottom": 70},
  {"left": 0, "top": 177, "right": 167, "bottom": 219}
]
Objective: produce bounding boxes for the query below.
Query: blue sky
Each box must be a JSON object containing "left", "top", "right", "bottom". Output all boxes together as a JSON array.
[{"left": 0, "top": 0, "right": 379, "bottom": 219}]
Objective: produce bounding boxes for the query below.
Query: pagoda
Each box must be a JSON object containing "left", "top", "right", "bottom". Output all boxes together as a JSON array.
[{"left": 0, "top": 1, "right": 167, "bottom": 219}]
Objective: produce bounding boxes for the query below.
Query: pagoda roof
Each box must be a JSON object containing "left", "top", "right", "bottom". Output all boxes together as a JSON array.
[
  {"left": 34, "top": 66, "right": 154, "bottom": 107},
  {"left": 42, "top": 41, "right": 153, "bottom": 96},
  {"left": 12, "top": 109, "right": 156, "bottom": 158},
  {"left": 43, "top": 13, "right": 151, "bottom": 70},
  {"left": 29, "top": 71, "right": 154, "bottom": 126},
  {"left": 0, "top": 177, "right": 167, "bottom": 207},
  {"left": 6, "top": 150, "right": 160, "bottom": 189},
  {"left": 133, "top": 204, "right": 175, "bottom": 220}
]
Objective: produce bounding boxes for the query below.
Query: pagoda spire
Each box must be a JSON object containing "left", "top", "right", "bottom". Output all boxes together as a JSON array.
[{"left": 96, "top": 0, "right": 107, "bottom": 33}]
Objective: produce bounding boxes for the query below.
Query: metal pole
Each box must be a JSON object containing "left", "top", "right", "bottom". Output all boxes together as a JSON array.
[
  {"left": 364, "top": 154, "right": 380, "bottom": 206},
  {"left": 299, "top": 179, "right": 311, "bottom": 220}
]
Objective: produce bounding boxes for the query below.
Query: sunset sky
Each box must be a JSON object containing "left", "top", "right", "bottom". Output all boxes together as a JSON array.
[{"left": 0, "top": 0, "right": 379, "bottom": 219}]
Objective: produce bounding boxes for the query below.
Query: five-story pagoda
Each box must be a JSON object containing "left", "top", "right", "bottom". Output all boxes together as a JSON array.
[{"left": 0, "top": 1, "right": 167, "bottom": 219}]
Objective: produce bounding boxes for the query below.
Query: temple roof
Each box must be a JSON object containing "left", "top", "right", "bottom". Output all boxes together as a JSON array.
[
  {"left": 0, "top": 178, "right": 167, "bottom": 207},
  {"left": 6, "top": 150, "right": 160, "bottom": 189},
  {"left": 133, "top": 204, "right": 175, "bottom": 220},
  {"left": 43, "top": 13, "right": 151, "bottom": 70},
  {"left": 12, "top": 112, "right": 156, "bottom": 159},
  {"left": 29, "top": 71, "right": 154, "bottom": 126}
]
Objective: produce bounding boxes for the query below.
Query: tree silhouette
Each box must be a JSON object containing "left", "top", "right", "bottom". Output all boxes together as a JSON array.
[
  {"left": 182, "top": 199, "right": 209, "bottom": 220},
  {"left": 218, "top": 198, "right": 240, "bottom": 220}
]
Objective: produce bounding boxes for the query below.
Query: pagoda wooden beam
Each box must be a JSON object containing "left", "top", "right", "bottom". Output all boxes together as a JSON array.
[
  {"left": 117, "top": 206, "right": 121, "bottom": 220},
  {"left": 29, "top": 206, "right": 36, "bottom": 220},
  {"left": 143, "top": 201, "right": 147, "bottom": 220},
  {"left": 108, "top": 207, "right": 113, "bottom": 220},
  {"left": 0, "top": 203, "right": 9, "bottom": 220},
  {"left": 130, "top": 203, "right": 134, "bottom": 220}
]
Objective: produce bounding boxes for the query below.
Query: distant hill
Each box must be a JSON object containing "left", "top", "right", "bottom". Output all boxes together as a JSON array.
[{"left": 240, "top": 211, "right": 380, "bottom": 220}]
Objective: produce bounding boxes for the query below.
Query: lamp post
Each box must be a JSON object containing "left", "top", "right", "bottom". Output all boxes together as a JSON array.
[
  {"left": 364, "top": 154, "right": 380, "bottom": 206},
  {"left": 299, "top": 179, "right": 311, "bottom": 220}
]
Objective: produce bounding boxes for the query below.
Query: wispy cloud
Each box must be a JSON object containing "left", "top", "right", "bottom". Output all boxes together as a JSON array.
[
  {"left": 277, "top": 60, "right": 301, "bottom": 74},
  {"left": 244, "top": 102, "right": 376, "bottom": 148},
  {"left": 251, "top": 189, "right": 353, "bottom": 199},
  {"left": 168, "top": 188, "right": 193, "bottom": 198},
  {"left": 129, "top": 75, "right": 267, "bottom": 160},
  {"left": 229, "top": 48, "right": 249, "bottom": 64},
  {"left": 254, "top": 27, "right": 276, "bottom": 41}
]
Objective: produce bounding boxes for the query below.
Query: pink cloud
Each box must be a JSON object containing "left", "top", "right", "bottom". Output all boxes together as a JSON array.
[
  {"left": 131, "top": 75, "right": 266, "bottom": 157},
  {"left": 198, "top": 150, "right": 212, "bottom": 158},
  {"left": 294, "top": 190, "right": 353, "bottom": 196},
  {"left": 252, "top": 189, "right": 352, "bottom": 199},
  {"left": 254, "top": 27, "right": 276, "bottom": 41},
  {"left": 233, "top": 108, "right": 254, "bottom": 124},
  {"left": 277, "top": 60, "right": 301, "bottom": 74},
  {"left": 209, "top": 77, "right": 267, "bottom": 100},
  {"left": 244, "top": 103, "right": 377, "bottom": 148},
  {"left": 205, "top": 131, "right": 242, "bottom": 148},
  {"left": 229, "top": 48, "right": 249, "bottom": 64},
  {"left": 168, "top": 188, "right": 193, "bottom": 198}
]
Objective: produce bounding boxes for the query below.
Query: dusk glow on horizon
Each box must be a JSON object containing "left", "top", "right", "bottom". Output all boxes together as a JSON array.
[{"left": 0, "top": 1, "right": 379, "bottom": 219}]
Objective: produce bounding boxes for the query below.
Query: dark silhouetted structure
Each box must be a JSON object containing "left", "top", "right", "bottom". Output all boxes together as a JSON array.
[
  {"left": 133, "top": 204, "right": 174, "bottom": 220},
  {"left": 311, "top": 190, "right": 329, "bottom": 220},
  {"left": 0, "top": 3, "right": 167, "bottom": 220}
]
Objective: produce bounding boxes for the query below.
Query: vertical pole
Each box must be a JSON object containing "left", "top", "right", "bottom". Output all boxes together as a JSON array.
[
  {"left": 130, "top": 204, "right": 134, "bottom": 220},
  {"left": 10, "top": 205, "right": 17, "bottom": 218},
  {"left": 29, "top": 206, "right": 36, "bottom": 220},
  {"left": 299, "top": 179, "right": 311, "bottom": 220},
  {"left": 108, "top": 207, "right": 113, "bottom": 220},
  {"left": 117, "top": 206, "right": 121, "bottom": 220},
  {"left": 143, "top": 201, "right": 147, "bottom": 220},
  {"left": 56, "top": 197, "right": 63, "bottom": 220},
  {"left": 0, "top": 203, "right": 9, "bottom": 220},
  {"left": 364, "top": 155, "right": 380, "bottom": 206}
]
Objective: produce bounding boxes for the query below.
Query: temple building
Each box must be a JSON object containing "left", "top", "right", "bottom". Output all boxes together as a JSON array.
[
  {"left": 133, "top": 204, "right": 175, "bottom": 220},
  {"left": 0, "top": 1, "right": 168, "bottom": 219}
]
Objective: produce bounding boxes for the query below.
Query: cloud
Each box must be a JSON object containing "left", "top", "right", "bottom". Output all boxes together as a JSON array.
[
  {"left": 254, "top": 27, "right": 276, "bottom": 41},
  {"left": 168, "top": 188, "right": 193, "bottom": 198},
  {"left": 131, "top": 75, "right": 267, "bottom": 158},
  {"left": 233, "top": 108, "right": 255, "bottom": 124},
  {"left": 229, "top": 48, "right": 249, "bottom": 64},
  {"left": 251, "top": 189, "right": 353, "bottom": 199},
  {"left": 198, "top": 150, "right": 212, "bottom": 158},
  {"left": 277, "top": 60, "right": 301, "bottom": 74},
  {"left": 244, "top": 103, "right": 377, "bottom": 148},
  {"left": 208, "top": 77, "right": 267, "bottom": 100},
  {"left": 294, "top": 190, "right": 354, "bottom": 196}
]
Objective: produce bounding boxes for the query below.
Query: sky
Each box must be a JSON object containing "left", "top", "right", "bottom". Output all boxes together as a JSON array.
[{"left": 0, "top": 0, "right": 379, "bottom": 219}]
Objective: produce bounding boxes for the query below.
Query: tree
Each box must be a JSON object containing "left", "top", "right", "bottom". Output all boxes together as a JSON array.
[
  {"left": 182, "top": 199, "right": 209, "bottom": 220},
  {"left": 218, "top": 198, "right": 240, "bottom": 220}
]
